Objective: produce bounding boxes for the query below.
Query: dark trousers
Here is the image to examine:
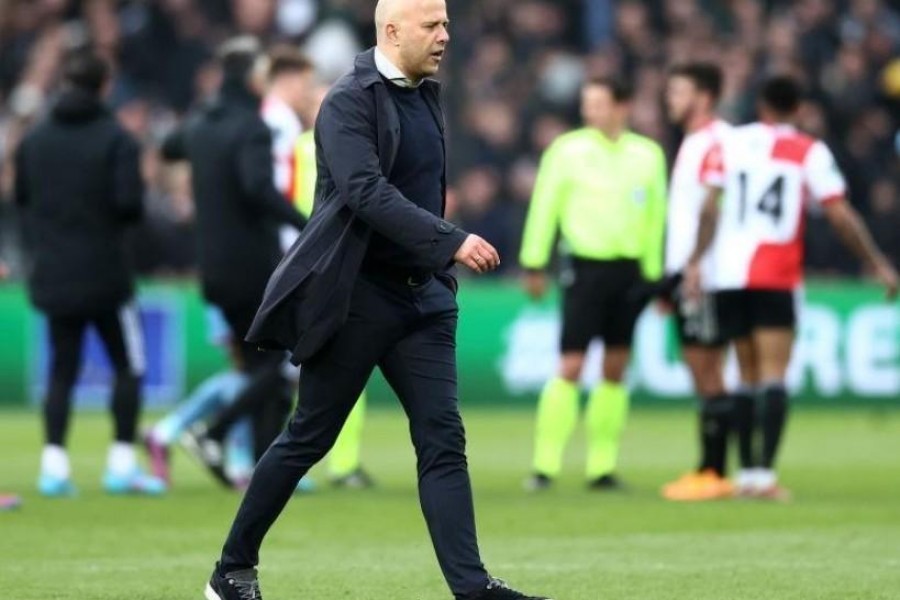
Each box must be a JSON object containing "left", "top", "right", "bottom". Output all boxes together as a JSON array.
[
  {"left": 219, "top": 274, "right": 489, "bottom": 595},
  {"left": 44, "top": 305, "right": 144, "bottom": 446},
  {"left": 206, "top": 304, "right": 292, "bottom": 460}
]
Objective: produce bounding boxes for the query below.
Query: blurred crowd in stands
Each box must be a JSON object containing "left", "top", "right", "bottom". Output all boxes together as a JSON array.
[{"left": 1, "top": 0, "right": 898, "bottom": 279}]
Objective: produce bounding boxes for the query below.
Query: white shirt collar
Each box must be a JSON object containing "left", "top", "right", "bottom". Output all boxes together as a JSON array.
[{"left": 374, "top": 47, "right": 422, "bottom": 89}]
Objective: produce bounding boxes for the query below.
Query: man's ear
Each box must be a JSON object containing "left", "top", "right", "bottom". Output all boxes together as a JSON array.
[{"left": 386, "top": 23, "right": 401, "bottom": 46}]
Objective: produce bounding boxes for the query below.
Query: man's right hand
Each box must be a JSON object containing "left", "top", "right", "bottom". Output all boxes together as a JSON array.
[
  {"left": 0, "top": 261, "right": 8, "bottom": 280},
  {"left": 523, "top": 270, "right": 548, "bottom": 300},
  {"left": 682, "top": 261, "right": 702, "bottom": 301},
  {"left": 874, "top": 259, "right": 899, "bottom": 300},
  {"left": 655, "top": 298, "right": 674, "bottom": 315},
  {"left": 454, "top": 234, "right": 500, "bottom": 274}
]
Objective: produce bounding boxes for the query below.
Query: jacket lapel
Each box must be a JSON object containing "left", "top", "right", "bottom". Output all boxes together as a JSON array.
[
  {"left": 373, "top": 84, "right": 401, "bottom": 178},
  {"left": 421, "top": 81, "right": 445, "bottom": 134}
]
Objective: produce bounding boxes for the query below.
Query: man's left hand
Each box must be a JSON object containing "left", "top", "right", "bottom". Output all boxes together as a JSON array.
[
  {"left": 523, "top": 271, "right": 548, "bottom": 300},
  {"left": 454, "top": 235, "right": 500, "bottom": 274}
]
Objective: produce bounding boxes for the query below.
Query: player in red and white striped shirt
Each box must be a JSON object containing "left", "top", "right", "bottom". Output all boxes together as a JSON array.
[
  {"left": 259, "top": 46, "right": 314, "bottom": 252},
  {"left": 685, "top": 76, "right": 898, "bottom": 499},
  {"left": 660, "top": 63, "right": 735, "bottom": 502}
]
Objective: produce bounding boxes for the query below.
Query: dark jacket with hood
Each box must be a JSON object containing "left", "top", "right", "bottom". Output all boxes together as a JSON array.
[
  {"left": 15, "top": 88, "right": 144, "bottom": 316},
  {"left": 162, "top": 79, "right": 306, "bottom": 311},
  {"left": 246, "top": 49, "right": 468, "bottom": 364}
]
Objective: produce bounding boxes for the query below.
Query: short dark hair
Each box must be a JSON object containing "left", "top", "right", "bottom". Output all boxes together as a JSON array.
[
  {"left": 585, "top": 76, "right": 634, "bottom": 103},
  {"left": 669, "top": 62, "right": 723, "bottom": 101},
  {"left": 62, "top": 51, "right": 109, "bottom": 94},
  {"left": 267, "top": 45, "right": 313, "bottom": 81},
  {"left": 217, "top": 36, "right": 262, "bottom": 84},
  {"left": 760, "top": 75, "right": 803, "bottom": 115}
]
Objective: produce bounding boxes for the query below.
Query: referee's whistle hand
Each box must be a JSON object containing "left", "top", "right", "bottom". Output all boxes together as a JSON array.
[
  {"left": 523, "top": 271, "right": 548, "bottom": 300},
  {"left": 454, "top": 234, "right": 500, "bottom": 274}
]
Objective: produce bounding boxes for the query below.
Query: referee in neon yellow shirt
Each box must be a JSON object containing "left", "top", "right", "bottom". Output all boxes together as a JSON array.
[
  {"left": 520, "top": 77, "right": 667, "bottom": 491},
  {"left": 292, "top": 84, "right": 373, "bottom": 488}
]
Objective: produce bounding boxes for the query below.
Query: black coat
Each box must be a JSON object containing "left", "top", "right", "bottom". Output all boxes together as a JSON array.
[
  {"left": 15, "top": 89, "right": 144, "bottom": 316},
  {"left": 247, "top": 49, "right": 468, "bottom": 364},
  {"left": 162, "top": 83, "right": 306, "bottom": 309}
]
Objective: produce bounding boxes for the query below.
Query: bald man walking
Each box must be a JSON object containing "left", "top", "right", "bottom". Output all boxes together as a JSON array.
[{"left": 203, "top": 1, "right": 551, "bottom": 599}]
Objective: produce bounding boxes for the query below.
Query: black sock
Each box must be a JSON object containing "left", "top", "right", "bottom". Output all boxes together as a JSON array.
[
  {"left": 699, "top": 395, "right": 733, "bottom": 477},
  {"left": 732, "top": 390, "right": 757, "bottom": 469},
  {"left": 760, "top": 383, "right": 789, "bottom": 469}
]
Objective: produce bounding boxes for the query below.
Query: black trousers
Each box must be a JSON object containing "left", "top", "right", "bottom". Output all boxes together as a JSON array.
[
  {"left": 219, "top": 274, "right": 489, "bottom": 595},
  {"left": 207, "top": 304, "right": 292, "bottom": 460},
  {"left": 44, "top": 305, "right": 144, "bottom": 446}
]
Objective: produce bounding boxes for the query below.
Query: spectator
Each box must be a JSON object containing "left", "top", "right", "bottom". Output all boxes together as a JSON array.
[
  {"left": 867, "top": 177, "right": 900, "bottom": 268},
  {"left": 15, "top": 50, "right": 164, "bottom": 497},
  {"left": 454, "top": 165, "right": 514, "bottom": 272}
]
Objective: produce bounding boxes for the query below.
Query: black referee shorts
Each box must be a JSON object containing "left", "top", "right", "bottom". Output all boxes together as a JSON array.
[
  {"left": 715, "top": 289, "right": 797, "bottom": 342},
  {"left": 560, "top": 258, "right": 645, "bottom": 352}
]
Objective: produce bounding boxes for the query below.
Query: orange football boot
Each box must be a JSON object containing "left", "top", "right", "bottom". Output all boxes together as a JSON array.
[{"left": 662, "top": 469, "right": 734, "bottom": 501}]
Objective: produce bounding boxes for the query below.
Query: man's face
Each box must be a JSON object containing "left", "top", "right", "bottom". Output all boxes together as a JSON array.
[
  {"left": 393, "top": 0, "right": 450, "bottom": 80},
  {"left": 581, "top": 85, "right": 628, "bottom": 132},
  {"left": 277, "top": 70, "right": 314, "bottom": 115},
  {"left": 666, "top": 75, "right": 700, "bottom": 126}
]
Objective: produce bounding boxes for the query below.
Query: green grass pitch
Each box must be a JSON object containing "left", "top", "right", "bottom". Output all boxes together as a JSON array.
[{"left": 2, "top": 408, "right": 899, "bottom": 599}]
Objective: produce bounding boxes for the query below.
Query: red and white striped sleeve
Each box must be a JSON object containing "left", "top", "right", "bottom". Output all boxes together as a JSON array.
[
  {"left": 698, "top": 141, "right": 725, "bottom": 189},
  {"left": 804, "top": 140, "right": 846, "bottom": 206}
]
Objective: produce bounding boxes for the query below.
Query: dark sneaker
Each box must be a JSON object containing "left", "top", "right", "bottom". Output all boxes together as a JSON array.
[
  {"left": 330, "top": 467, "right": 376, "bottom": 490},
  {"left": 522, "top": 473, "right": 553, "bottom": 492},
  {"left": 180, "top": 425, "right": 232, "bottom": 488},
  {"left": 588, "top": 473, "right": 625, "bottom": 491},
  {"left": 460, "top": 577, "right": 553, "bottom": 600},
  {"left": 205, "top": 565, "right": 262, "bottom": 600}
]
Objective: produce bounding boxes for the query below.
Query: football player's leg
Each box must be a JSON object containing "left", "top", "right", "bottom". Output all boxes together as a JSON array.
[
  {"left": 585, "top": 347, "right": 630, "bottom": 486},
  {"left": 754, "top": 327, "right": 794, "bottom": 471},
  {"left": 531, "top": 353, "right": 583, "bottom": 484},
  {"left": 39, "top": 315, "right": 86, "bottom": 496},
  {"left": 95, "top": 307, "right": 166, "bottom": 495}
]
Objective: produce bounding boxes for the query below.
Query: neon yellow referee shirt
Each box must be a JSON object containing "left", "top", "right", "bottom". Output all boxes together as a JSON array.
[{"left": 519, "top": 127, "right": 668, "bottom": 280}]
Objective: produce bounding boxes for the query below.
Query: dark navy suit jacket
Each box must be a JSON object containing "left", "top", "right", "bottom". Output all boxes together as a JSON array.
[{"left": 247, "top": 48, "right": 468, "bottom": 364}]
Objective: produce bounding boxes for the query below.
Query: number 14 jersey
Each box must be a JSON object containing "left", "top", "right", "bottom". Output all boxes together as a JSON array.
[{"left": 701, "top": 122, "right": 846, "bottom": 291}]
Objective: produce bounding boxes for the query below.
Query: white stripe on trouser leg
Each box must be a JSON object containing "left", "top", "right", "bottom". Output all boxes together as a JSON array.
[
  {"left": 793, "top": 286, "right": 804, "bottom": 324},
  {"left": 702, "top": 292, "right": 719, "bottom": 343},
  {"left": 204, "top": 582, "right": 222, "bottom": 600},
  {"left": 118, "top": 303, "right": 146, "bottom": 376}
]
